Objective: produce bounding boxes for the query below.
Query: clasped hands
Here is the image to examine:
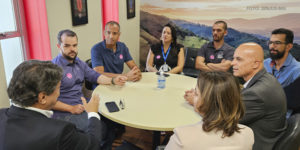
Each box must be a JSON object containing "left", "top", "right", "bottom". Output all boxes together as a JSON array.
[{"left": 184, "top": 88, "right": 195, "bottom": 106}]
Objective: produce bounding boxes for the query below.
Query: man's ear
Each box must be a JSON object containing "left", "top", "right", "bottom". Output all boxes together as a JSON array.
[
  {"left": 38, "top": 92, "right": 47, "bottom": 105},
  {"left": 224, "top": 30, "right": 228, "bottom": 36},
  {"left": 286, "top": 43, "right": 293, "bottom": 52},
  {"left": 56, "top": 43, "right": 61, "bottom": 49}
]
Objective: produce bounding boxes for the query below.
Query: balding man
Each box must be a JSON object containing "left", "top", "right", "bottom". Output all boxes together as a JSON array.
[{"left": 232, "top": 43, "right": 287, "bottom": 150}]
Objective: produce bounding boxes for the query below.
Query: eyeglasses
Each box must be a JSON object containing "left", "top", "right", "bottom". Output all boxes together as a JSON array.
[{"left": 268, "top": 41, "right": 286, "bottom": 46}]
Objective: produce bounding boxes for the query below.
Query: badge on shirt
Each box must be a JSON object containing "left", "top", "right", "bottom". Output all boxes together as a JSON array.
[
  {"left": 210, "top": 55, "right": 215, "bottom": 60},
  {"left": 66, "top": 73, "right": 72, "bottom": 79},
  {"left": 156, "top": 55, "right": 161, "bottom": 59},
  {"left": 217, "top": 51, "right": 224, "bottom": 59},
  {"left": 159, "top": 63, "right": 171, "bottom": 72},
  {"left": 119, "top": 54, "right": 123, "bottom": 60}
]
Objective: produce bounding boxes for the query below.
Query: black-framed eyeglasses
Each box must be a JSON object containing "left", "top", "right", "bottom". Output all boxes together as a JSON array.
[{"left": 268, "top": 41, "right": 286, "bottom": 46}]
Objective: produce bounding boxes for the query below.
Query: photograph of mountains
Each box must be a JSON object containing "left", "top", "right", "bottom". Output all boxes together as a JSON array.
[{"left": 139, "top": 0, "right": 300, "bottom": 70}]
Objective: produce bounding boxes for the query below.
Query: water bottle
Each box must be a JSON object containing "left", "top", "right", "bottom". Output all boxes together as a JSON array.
[{"left": 157, "top": 72, "right": 166, "bottom": 89}]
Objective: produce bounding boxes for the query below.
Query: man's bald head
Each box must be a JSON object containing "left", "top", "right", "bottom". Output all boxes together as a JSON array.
[
  {"left": 231, "top": 43, "right": 264, "bottom": 81},
  {"left": 237, "top": 42, "right": 264, "bottom": 62}
]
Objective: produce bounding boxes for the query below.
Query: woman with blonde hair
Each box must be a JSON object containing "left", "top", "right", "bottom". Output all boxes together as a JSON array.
[{"left": 165, "top": 71, "right": 254, "bottom": 150}]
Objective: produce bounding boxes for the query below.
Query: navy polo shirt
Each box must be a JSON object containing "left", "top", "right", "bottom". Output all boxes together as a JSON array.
[
  {"left": 91, "top": 40, "right": 133, "bottom": 74},
  {"left": 197, "top": 42, "right": 234, "bottom": 64},
  {"left": 52, "top": 54, "right": 100, "bottom": 106}
]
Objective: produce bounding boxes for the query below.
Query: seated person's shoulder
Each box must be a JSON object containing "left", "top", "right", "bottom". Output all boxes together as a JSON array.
[
  {"left": 237, "top": 124, "right": 253, "bottom": 134},
  {"left": 91, "top": 41, "right": 105, "bottom": 50},
  {"left": 150, "top": 42, "right": 162, "bottom": 52}
]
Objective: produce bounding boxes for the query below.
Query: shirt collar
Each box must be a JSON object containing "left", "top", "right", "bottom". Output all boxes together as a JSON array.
[
  {"left": 103, "top": 40, "right": 119, "bottom": 53},
  {"left": 58, "top": 54, "right": 79, "bottom": 66},
  {"left": 12, "top": 103, "right": 53, "bottom": 118},
  {"left": 243, "top": 76, "right": 254, "bottom": 88},
  {"left": 208, "top": 41, "right": 225, "bottom": 51},
  {"left": 269, "top": 53, "right": 293, "bottom": 69}
]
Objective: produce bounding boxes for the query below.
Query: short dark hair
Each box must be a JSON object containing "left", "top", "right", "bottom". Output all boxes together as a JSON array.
[
  {"left": 163, "top": 23, "right": 177, "bottom": 46},
  {"left": 57, "top": 29, "right": 77, "bottom": 45},
  {"left": 272, "top": 28, "right": 294, "bottom": 44},
  {"left": 196, "top": 71, "right": 244, "bottom": 137},
  {"left": 7, "top": 60, "right": 63, "bottom": 107},
  {"left": 105, "top": 21, "right": 120, "bottom": 32},
  {"left": 214, "top": 20, "right": 227, "bottom": 30}
]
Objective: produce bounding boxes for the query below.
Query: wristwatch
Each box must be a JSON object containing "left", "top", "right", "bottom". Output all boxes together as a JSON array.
[{"left": 111, "top": 77, "right": 115, "bottom": 85}]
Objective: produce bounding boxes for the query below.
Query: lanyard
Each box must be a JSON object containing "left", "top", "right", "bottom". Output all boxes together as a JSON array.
[{"left": 161, "top": 45, "right": 171, "bottom": 62}]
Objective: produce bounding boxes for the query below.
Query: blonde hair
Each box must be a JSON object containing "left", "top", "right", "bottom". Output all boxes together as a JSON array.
[{"left": 196, "top": 71, "right": 245, "bottom": 137}]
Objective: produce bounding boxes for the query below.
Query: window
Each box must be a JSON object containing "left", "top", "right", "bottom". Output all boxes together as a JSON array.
[{"left": 0, "top": 0, "right": 27, "bottom": 86}]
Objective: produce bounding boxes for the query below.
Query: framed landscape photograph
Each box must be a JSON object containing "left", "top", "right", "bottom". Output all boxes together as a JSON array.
[
  {"left": 127, "top": 0, "right": 135, "bottom": 19},
  {"left": 70, "top": 0, "right": 88, "bottom": 26}
]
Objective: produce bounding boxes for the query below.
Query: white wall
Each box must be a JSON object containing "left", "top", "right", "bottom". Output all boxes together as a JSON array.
[
  {"left": 46, "top": 0, "right": 140, "bottom": 73},
  {"left": 119, "top": 0, "right": 140, "bottom": 72},
  {"left": 0, "top": 43, "right": 10, "bottom": 108},
  {"left": 45, "top": 0, "right": 103, "bottom": 61}
]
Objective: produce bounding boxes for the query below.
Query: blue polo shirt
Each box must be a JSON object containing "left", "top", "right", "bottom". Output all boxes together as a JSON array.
[
  {"left": 91, "top": 40, "right": 133, "bottom": 74},
  {"left": 52, "top": 54, "right": 101, "bottom": 106},
  {"left": 264, "top": 53, "right": 300, "bottom": 87}
]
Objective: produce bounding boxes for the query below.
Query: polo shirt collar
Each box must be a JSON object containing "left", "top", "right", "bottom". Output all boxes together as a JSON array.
[
  {"left": 57, "top": 54, "right": 79, "bottom": 66},
  {"left": 103, "top": 40, "right": 120, "bottom": 53},
  {"left": 207, "top": 41, "right": 225, "bottom": 51},
  {"left": 270, "top": 53, "right": 293, "bottom": 69}
]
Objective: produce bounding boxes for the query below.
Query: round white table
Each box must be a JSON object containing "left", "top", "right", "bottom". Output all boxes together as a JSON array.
[{"left": 94, "top": 72, "right": 201, "bottom": 131}]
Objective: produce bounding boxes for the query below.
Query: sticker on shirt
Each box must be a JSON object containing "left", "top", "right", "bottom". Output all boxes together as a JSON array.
[
  {"left": 119, "top": 54, "right": 123, "bottom": 60},
  {"left": 209, "top": 55, "right": 215, "bottom": 60},
  {"left": 217, "top": 51, "right": 224, "bottom": 59},
  {"left": 66, "top": 73, "right": 72, "bottom": 79},
  {"left": 156, "top": 55, "right": 161, "bottom": 59}
]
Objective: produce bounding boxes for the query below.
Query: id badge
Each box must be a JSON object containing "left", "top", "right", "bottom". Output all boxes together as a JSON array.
[
  {"left": 162, "top": 63, "right": 169, "bottom": 72},
  {"left": 217, "top": 51, "right": 224, "bottom": 59}
]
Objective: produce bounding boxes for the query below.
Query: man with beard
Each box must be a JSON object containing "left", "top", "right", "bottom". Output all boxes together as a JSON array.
[
  {"left": 264, "top": 28, "right": 300, "bottom": 88},
  {"left": 52, "top": 29, "right": 127, "bottom": 132},
  {"left": 195, "top": 20, "right": 234, "bottom": 72}
]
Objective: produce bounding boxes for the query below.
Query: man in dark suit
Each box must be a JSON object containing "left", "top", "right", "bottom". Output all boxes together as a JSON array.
[
  {"left": 231, "top": 43, "right": 287, "bottom": 150},
  {"left": 0, "top": 60, "right": 103, "bottom": 150}
]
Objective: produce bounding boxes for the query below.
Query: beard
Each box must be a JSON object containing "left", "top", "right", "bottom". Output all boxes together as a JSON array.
[
  {"left": 213, "top": 34, "right": 224, "bottom": 42},
  {"left": 269, "top": 48, "right": 285, "bottom": 60},
  {"left": 62, "top": 52, "right": 77, "bottom": 61}
]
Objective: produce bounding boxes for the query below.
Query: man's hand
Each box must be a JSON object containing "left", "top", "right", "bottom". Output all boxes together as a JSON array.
[
  {"left": 126, "top": 66, "right": 142, "bottom": 82},
  {"left": 69, "top": 104, "right": 85, "bottom": 114},
  {"left": 184, "top": 89, "right": 195, "bottom": 106},
  {"left": 81, "top": 94, "right": 99, "bottom": 113},
  {"left": 113, "top": 75, "right": 127, "bottom": 86}
]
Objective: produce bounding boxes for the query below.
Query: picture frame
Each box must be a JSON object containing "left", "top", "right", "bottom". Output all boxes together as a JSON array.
[
  {"left": 126, "top": 0, "right": 135, "bottom": 19},
  {"left": 70, "top": 0, "right": 88, "bottom": 26}
]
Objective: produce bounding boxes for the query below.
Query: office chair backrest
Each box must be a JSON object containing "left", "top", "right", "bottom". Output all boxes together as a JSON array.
[
  {"left": 284, "top": 76, "right": 300, "bottom": 113},
  {"left": 85, "top": 59, "right": 93, "bottom": 90},
  {"left": 183, "top": 47, "right": 200, "bottom": 78},
  {"left": 273, "top": 114, "right": 300, "bottom": 150}
]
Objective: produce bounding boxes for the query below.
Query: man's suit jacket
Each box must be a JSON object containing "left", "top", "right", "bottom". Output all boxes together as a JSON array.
[
  {"left": 240, "top": 69, "right": 287, "bottom": 150},
  {"left": 0, "top": 106, "right": 102, "bottom": 150}
]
